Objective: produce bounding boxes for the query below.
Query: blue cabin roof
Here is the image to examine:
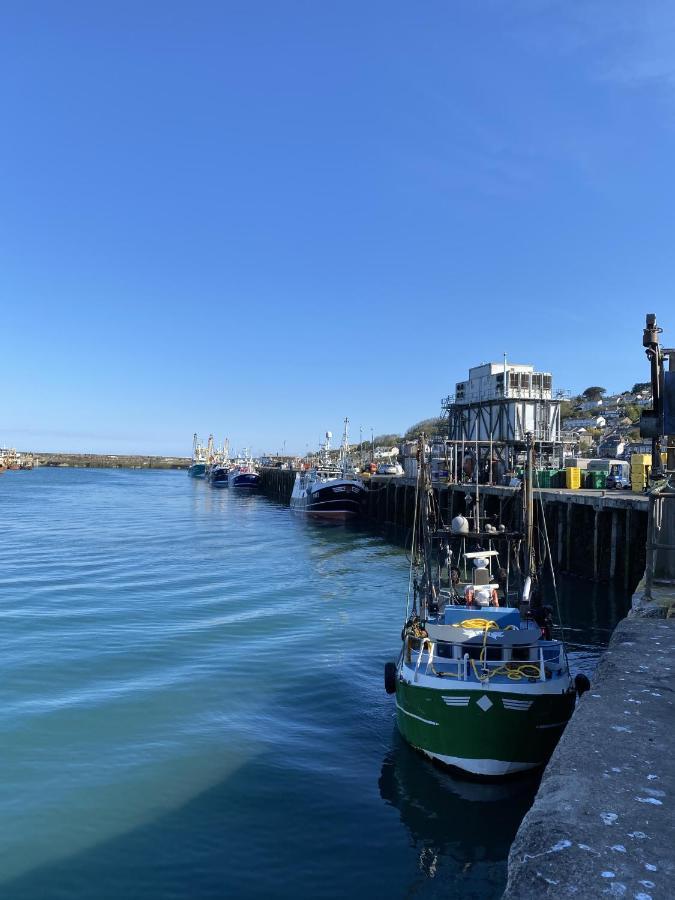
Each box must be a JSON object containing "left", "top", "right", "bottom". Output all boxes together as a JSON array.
[{"left": 441, "top": 606, "right": 521, "bottom": 629}]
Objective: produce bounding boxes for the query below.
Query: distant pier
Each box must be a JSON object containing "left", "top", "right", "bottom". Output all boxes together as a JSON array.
[{"left": 35, "top": 452, "right": 191, "bottom": 469}]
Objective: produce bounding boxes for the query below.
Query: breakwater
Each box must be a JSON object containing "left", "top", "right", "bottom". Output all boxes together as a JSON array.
[
  {"left": 36, "top": 452, "right": 190, "bottom": 469},
  {"left": 258, "top": 469, "right": 648, "bottom": 587}
]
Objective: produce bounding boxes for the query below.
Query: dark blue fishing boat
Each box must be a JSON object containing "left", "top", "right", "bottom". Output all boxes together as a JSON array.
[
  {"left": 228, "top": 452, "right": 260, "bottom": 489},
  {"left": 208, "top": 464, "right": 230, "bottom": 487}
]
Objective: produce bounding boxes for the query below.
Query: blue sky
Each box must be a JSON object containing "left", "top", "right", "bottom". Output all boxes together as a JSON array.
[{"left": 1, "top": 1, "right": 673, "bottom": 456}]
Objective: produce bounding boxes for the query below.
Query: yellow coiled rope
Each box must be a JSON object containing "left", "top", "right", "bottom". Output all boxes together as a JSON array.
[
  {"left": 451, "top": 618, "right": 498, "bottom": 630},
  {"left": 470, "top": 659, "right": 543, "bottom": 683}
]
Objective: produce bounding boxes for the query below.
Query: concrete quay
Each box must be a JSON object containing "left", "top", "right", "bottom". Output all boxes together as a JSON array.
[{"left": 504, "top": 591, "right": 675, "bottom": 900}]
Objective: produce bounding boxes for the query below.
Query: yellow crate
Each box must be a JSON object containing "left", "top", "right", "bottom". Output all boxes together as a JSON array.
[
  {"left": 565, "top": 467, "right": 581, "bottom": 489},
  {"left": 631, "top": 453, "right": 652, "bottom": 466}
]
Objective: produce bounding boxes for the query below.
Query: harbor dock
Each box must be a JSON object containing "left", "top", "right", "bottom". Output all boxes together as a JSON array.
[
  {"left": 504, "top": 584, "right": 675, "bottom": 899},
  {"left": 258, "top": 468, "right": 649, "bottom": 586}
]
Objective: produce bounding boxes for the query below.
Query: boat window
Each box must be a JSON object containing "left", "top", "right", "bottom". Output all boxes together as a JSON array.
[{"left": 461, "top": 644, "right": 502, "bottom": 661}]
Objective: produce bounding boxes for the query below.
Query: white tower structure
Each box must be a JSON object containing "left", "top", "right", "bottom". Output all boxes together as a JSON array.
[{"left": 442, "top": 360, "right": 563, "bottom": 476}]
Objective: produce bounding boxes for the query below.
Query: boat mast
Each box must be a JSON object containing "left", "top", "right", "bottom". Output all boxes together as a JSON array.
[
  {"left": 418, "top": 433, "right": 437, "bottom": 619},
  {"left": 523, "top": 432, "right": 536, "bottom": 581},
  {"left": 341, "top": 417, "right": 349, "bottom": 475}
]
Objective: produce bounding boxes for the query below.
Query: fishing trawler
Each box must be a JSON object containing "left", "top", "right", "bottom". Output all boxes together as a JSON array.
[
  {"left": 228, "top": 450, "right": 260, "bottom": 489},
  {"left": 206, "top": 438, "right": 230, "bottom": 487},
  {"left": 290, "top": 419, "right": 366, "bottom": 519},
  {"left": 384, "top": 434, "right": 581, "bottom": 777},
  {"left": 187, "top": 434, "right": 207, "bottom": 478}
]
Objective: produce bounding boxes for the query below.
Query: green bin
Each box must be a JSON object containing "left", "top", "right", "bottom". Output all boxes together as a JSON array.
[{"left": 536, "top": 470, "right": 551, "bottom": 488}]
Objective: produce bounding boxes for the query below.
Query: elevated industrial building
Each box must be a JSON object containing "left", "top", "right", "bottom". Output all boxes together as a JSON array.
[{"left": 441, "top": 360, "right": 563, "bottom": 480}]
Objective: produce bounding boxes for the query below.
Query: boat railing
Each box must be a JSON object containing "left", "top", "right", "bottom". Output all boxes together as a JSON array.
[{"left": 409, "top": 638, "right": 563, "bottom": 683}]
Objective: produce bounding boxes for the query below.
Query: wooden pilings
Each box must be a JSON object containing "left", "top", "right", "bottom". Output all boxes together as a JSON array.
[
  {"left": 258, "top": 467, "right": 295, "bottom": 503},
  {"left": 362, "top": 478, "right": 648, "bottom": 588},
  {"left": 257, "top": 469, "right": 649, "bottom": 589}
]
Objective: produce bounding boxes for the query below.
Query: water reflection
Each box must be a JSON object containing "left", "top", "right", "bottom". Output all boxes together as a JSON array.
[{"left": 379, "top": 732, "right": 539, "bottom": 892}]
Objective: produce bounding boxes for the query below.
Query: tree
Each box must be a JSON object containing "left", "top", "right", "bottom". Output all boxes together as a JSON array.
[
  {"left": 372, "top": 433, "right": 402, "bottom": 447},
  {"left": 404, "top": 417, "right": 445, "bottom": 440},
  {"left": 631, "top": 382, "right": 651, "bottom": 395},
  {"left": 623, "top": 404, "right": 640, "bottom": 423},
  {"left": 582, "top": 386, "right": 606, "bottom": 402}
]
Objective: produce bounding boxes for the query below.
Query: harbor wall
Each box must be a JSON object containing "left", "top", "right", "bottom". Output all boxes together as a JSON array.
[
  {"left": 362, "top": 478, "right": 648, "bottom": 586},
  {"left": 257, "top": 470, "right": 648, "bottom": 587},
  {"left": 35, "top": 453, "right": 191, "bottom": 469},
  {"left": 258, "top": 466, "right": 296, "bottom": 503},
  {"left": 503, "top": 585, "right": 675, "bottom": 899}
]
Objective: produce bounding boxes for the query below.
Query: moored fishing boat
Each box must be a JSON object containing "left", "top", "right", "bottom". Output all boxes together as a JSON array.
[
  {"left": 187, "top": 434, "right": 208, "bottom": 478},
  {"left": 206, "top": 438, "right": 230, "bottom": 487},
  {"left": 228, "top": 450, "right": 260, "bottom": 489},
  {"left": 208, "top": 464, "right": 230, "bottom": 487},
  {"left": 290, "top": 419, "right": 366, "bottom": 519},
  {"left": 385, "top": 434, "right": 583, "bottom": 777}
]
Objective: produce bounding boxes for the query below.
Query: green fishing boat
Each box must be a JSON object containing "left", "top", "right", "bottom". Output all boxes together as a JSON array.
[
  {"left": 385, "top": 434, "right": 582, "bottom": 777},
  {"left": 188, "top": 433, "right": 207, "bottom": 478}
]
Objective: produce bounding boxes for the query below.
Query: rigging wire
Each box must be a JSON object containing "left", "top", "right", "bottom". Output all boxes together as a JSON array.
[
  {"left": 404, "top": 463, "right": 421, "bottom": 624},
  {"left": 535, "top": 476, "right": 569, "bottom": 652}
]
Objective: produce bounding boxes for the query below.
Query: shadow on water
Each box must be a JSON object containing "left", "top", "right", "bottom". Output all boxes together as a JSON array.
[{"left": 0, "top": 640, "right": 533, "bottom": 900}]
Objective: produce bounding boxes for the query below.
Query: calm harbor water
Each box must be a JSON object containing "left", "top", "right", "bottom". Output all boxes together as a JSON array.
[{"left": 0, "top": 468, "right": 631, "bottom": 899}]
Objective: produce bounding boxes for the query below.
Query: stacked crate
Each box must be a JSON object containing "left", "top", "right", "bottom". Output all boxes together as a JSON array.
[
  {"left": 565, "top": 467, "right": 581, "bottom": 489},
  {"left": 630, "top": 453, "right": 651, "bottom": 492}
]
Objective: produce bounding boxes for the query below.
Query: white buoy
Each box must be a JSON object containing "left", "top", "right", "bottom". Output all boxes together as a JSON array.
[{"left": 451, "top": 515, "right": 469, "bottom": 534}]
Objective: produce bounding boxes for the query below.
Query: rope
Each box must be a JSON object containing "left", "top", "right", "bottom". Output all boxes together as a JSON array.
[
  {"left": 470, "top": 659, "right": 543, "bottom": 683},
  {"left": 451, "top": 618, "right": 498, "bottom": 630},
  {"left": 404, "top": 467, "right": 421, "bottom": 623},
  {"left": 535, "top": 472, "right": 568, "bottom": 649}
]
